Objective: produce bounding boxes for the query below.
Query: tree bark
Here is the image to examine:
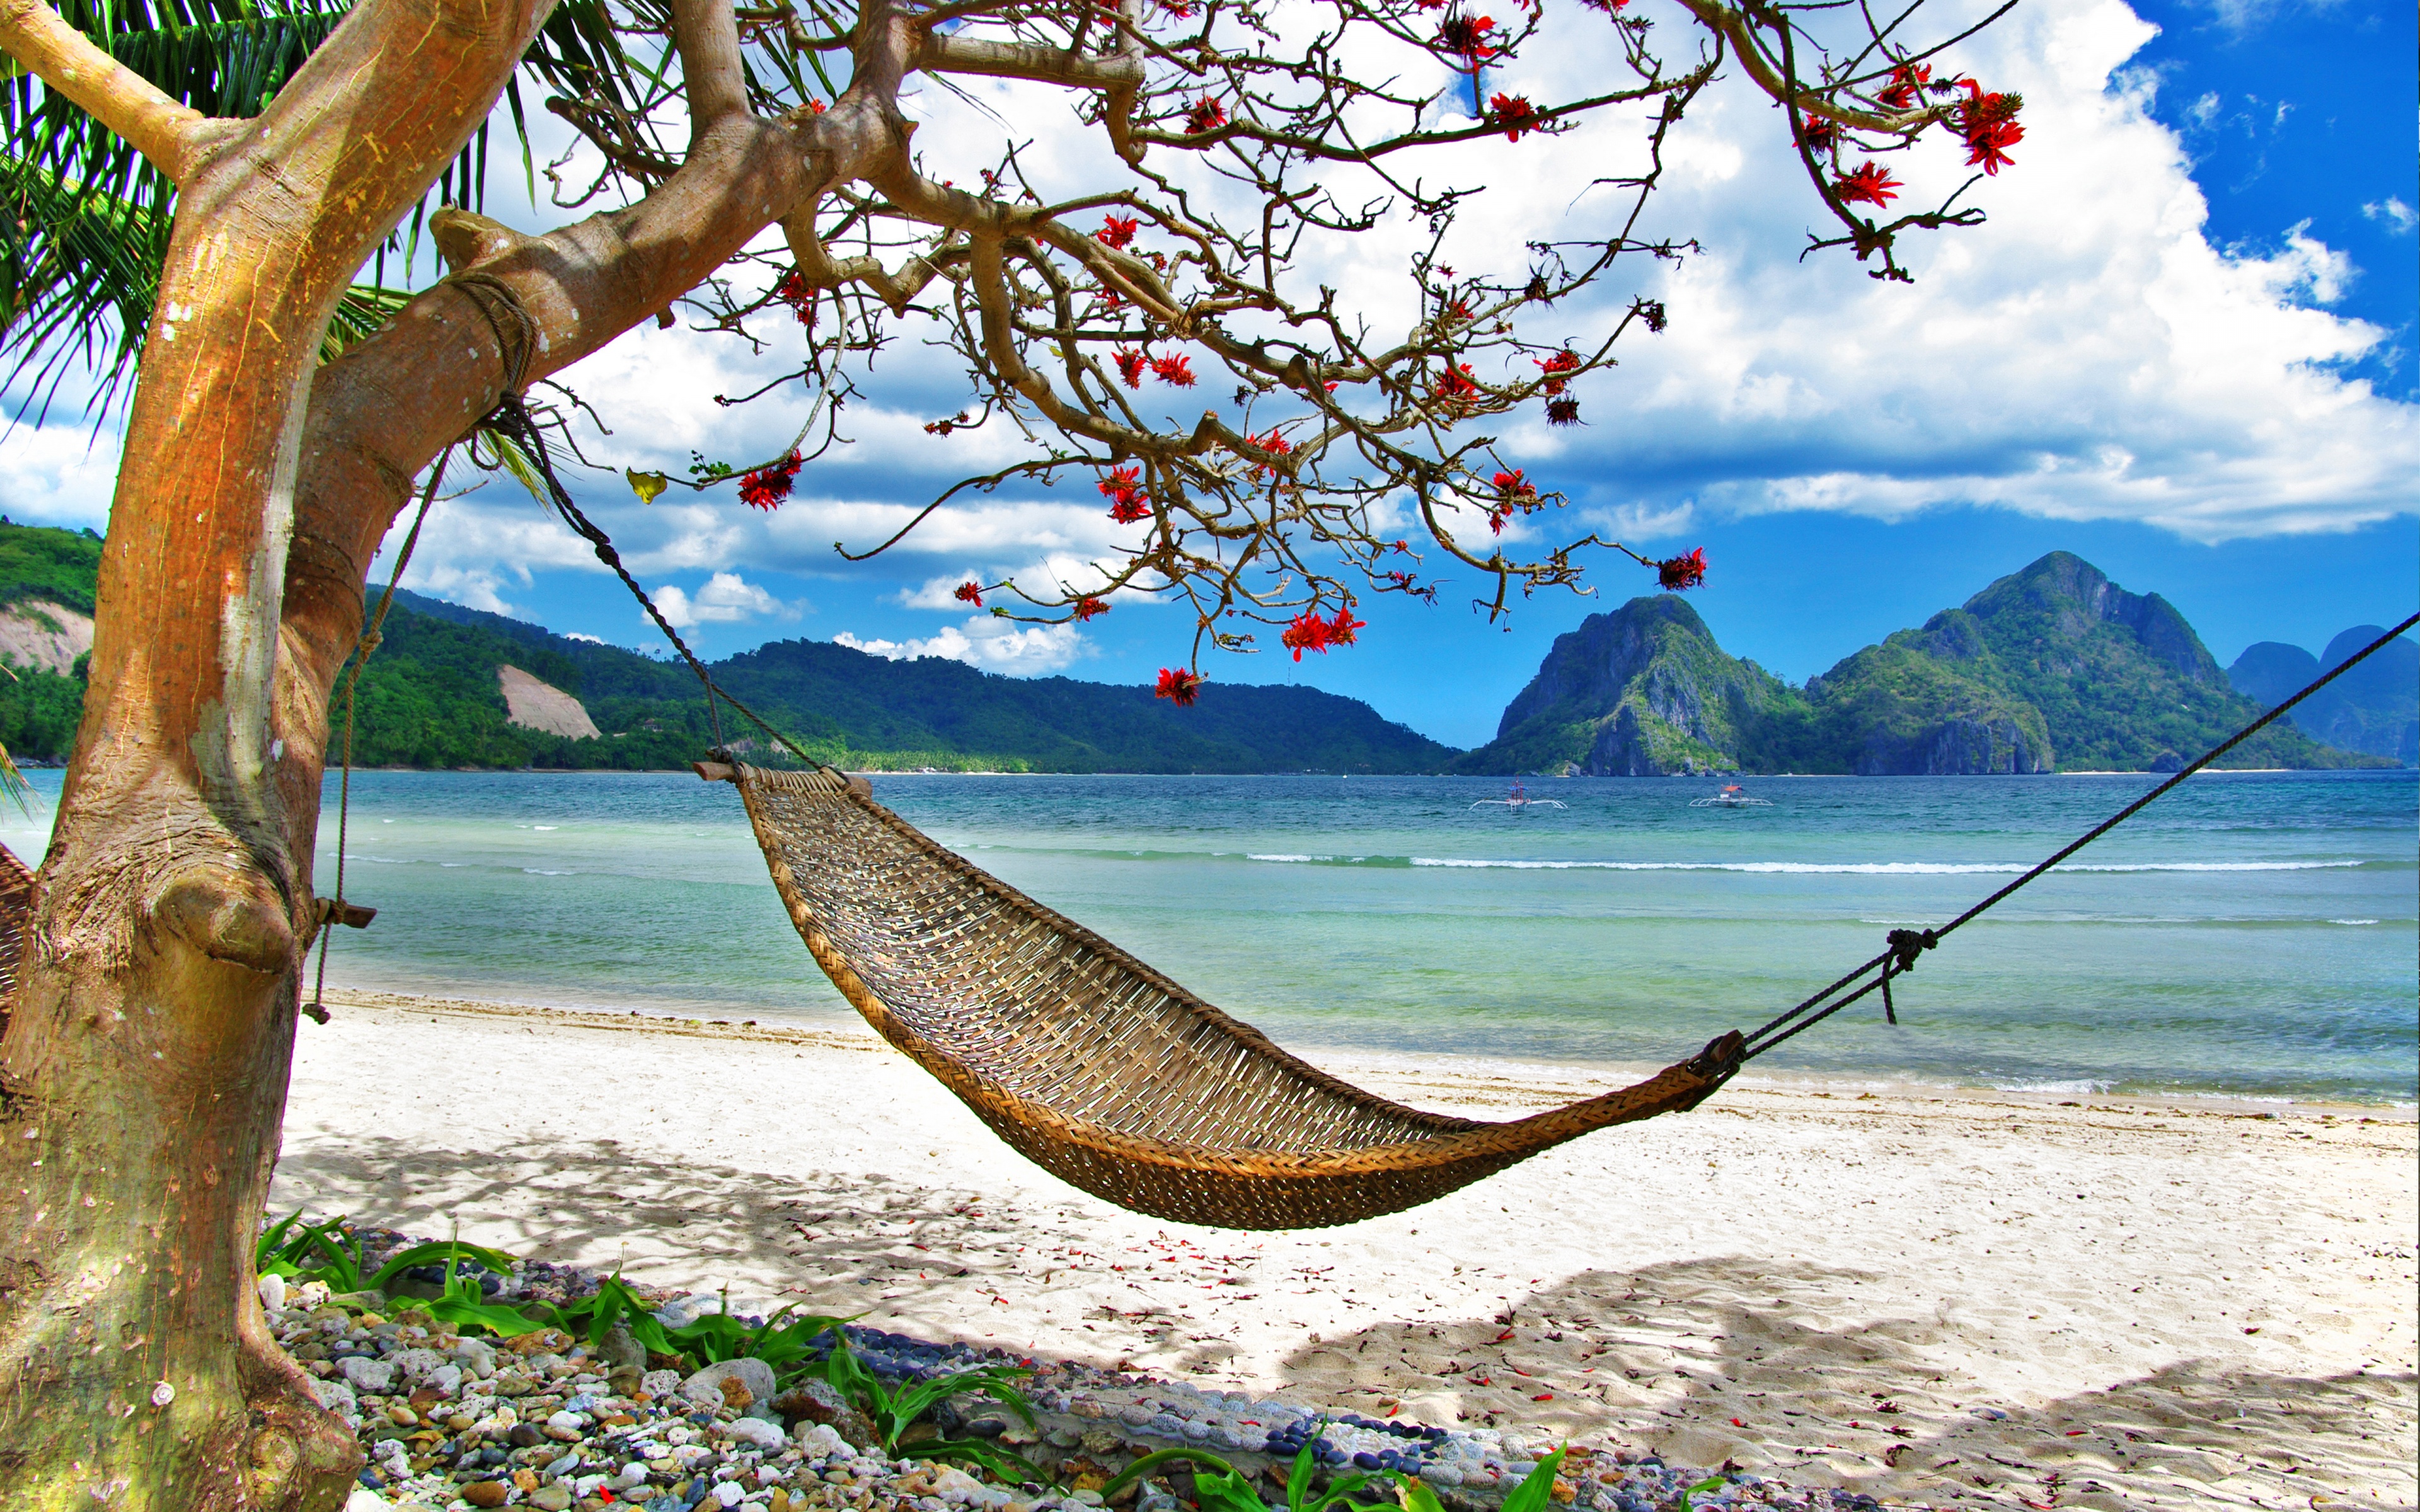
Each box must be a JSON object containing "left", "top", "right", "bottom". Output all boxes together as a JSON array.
[{"left": 0, "top": 0, "right": 555, "bottom": 1503}]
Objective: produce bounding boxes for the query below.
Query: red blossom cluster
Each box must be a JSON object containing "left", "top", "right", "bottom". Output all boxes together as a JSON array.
[
  {"left": 1877, "top": 62, "right": 1932, "bottom": 110},
  {"left": 1281, "top": 604, "right": 1367, "bottom": 661},
  {"left": 1097, "top": 214, "right": 1140, "bottom": 249},
  {"left": 1435, "top": 12, "right": 1498, "bottom": 66},
  {"left": 1656, "top": 546, "right": 1707, "bottom": 591},
  {"left": 775, "top": 270, "right": 815, "bottom": 329},
  {"left": 1534, "top": 348, "right": 1581, "bottom": 395},
  {"left": 1073, "top": 597, "right": 1111, "bottom": 622},
  {"left": 737, "top": 450, "right": 802, "bottom": 510},
  {"left": 1114, "top": 348, "right": 1147, "bottom": 388},
  {"left": 1487, "top": 468, "right": 1536, "bottom": 534},
  {"left": 1433, "top": 364, "right": 1479, "bottom": 403},
  {"left": 1100, "top": 466, "right": 1151, "bottom": 522},
  {"left": 1632, "top": 299, "right": 1667, "bottom": 333},
  {"left": 1546, "top": 397, "right": 1581, "bottom": 425},
  {"left": 1156, "top": 0, "right": 1196, "bottom": 17},
  {"left": 1957, "top": 80, "right": 2024, "bottom": 174},
  {"left": 1795, "top": 117, "right": 1836, "bottom": 153},
  {"left": 1247, "top": 428, "right": 1293, "bottom": 476},
  {"left": 1149, "top": 353, "right": 1196, "bottom": 387},
  {"left": 1155, "top": 667, "right": 1204, "bottom": 705},
  {"left": 1490, "top": 92, "right": 1539, "bottom": 142},
  {"left": 955, "top": 581, "right": 985, "bottom": 606},
  {"left": 1184, "top": 96, "right": 1227, "bottom": 135},
  {"left": 1833, "top": 160, "right": 1901, "bottom": 207}
]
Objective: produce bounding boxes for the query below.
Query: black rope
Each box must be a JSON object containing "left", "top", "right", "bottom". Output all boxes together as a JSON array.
[{"left": 1737, "top": 609, "right": 2420, "bottom": 1062}]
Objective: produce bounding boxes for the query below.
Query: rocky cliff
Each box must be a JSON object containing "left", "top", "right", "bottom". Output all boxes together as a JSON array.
[{"left": 1452, "top": 596, "right": 1807, "bottom": 775}]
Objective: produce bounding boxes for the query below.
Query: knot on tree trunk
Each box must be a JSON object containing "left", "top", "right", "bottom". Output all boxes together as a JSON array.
[{"left": 153, "top": 873, "right": 294, "bottom": 975}]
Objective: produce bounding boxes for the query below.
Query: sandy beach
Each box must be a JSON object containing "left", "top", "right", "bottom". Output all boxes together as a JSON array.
[{"left": 277, "top": 990, "right": 2417, "bottom": 1511}]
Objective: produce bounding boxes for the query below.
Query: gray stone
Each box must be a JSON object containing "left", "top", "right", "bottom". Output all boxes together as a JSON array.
[{"left": 338, "top": 1356, "right": 396, "bottom": 1394}]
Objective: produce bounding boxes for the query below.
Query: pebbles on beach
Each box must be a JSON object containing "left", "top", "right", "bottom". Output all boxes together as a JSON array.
[{"left": 308, "top": 1227, "right": 1888, "bottom": 1512}]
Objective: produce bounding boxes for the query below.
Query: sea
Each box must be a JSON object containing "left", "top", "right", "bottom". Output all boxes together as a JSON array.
[{"left": 3, "top": 768, "right": 2412, "bottom": 1104}]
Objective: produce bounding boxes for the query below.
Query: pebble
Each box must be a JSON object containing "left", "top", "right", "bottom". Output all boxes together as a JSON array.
[{"left": 279, "top": 1222, "right": 1910, "bottom": 1512}]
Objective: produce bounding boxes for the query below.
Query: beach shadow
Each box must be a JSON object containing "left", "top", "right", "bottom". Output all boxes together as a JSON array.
[
  {"left": 270, "top": 1131, "right": 1038, "bottom": 1306},
  {"left": 1266, "top": 1257, "right": 2418, "bottom": 1510}
]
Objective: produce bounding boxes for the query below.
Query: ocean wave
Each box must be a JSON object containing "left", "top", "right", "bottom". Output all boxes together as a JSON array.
[{"left": 1403, "top": 858, "right": 2366, "bottom": 874}]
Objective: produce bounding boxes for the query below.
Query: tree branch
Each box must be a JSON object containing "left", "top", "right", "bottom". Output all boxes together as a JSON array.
[
  {"left": 0, "top": 0, "right": 208, "bottom": 180},
  {"left": 674, "top": 0, "right": 752, "bottom": 143},
  {"left": 918, "top": 32, "right": 1143, "bottom": 91}
]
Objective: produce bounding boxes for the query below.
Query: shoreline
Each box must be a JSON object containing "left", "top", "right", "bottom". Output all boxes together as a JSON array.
[
  {"left": 313, "top": 985, "right": 2420, "bottom": 1116},
  {"left": 277, "top": 987, "right": 2417, "bottom": 1511}
]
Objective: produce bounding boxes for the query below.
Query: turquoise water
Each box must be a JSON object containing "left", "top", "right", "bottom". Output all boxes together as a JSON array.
[{"left": 4, "top": 769, "right": 2412, "bottom": 1102}]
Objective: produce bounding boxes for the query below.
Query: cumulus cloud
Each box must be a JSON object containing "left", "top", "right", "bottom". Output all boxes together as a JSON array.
[
  {"left": 651, "top": 571, "right": 793, "bottom": 628},
  {"left": 835, "top": 616, "right": 1092, "bottom": 675},
  {"left": 0, "top": 420, "right": 122, "bottom": 528}
]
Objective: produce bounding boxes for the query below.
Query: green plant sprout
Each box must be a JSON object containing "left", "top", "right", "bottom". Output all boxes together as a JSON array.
[{"left": 820, "top": 1331, "right": 1048, "bottom": 1486}]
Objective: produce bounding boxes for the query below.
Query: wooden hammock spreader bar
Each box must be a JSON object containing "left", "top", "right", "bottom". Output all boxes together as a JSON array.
[{"left": 695, "top": 759, "right": 1741, "bottom": 1230}]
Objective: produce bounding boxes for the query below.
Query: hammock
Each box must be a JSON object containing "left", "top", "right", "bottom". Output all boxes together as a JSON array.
[{"left": 714, "top": 761, "right": 1741, "bottom": 1229}]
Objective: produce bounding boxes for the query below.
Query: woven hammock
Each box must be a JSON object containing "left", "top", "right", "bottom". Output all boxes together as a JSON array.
[{"left": 717, "top": 762, "right": 1741, "bottom": 1230}]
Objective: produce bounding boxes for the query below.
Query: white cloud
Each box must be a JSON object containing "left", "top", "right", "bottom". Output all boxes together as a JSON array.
[
  {"left": 2362, "top": 197, "right": 2416, "bottom": 235},
  {"left": 0, "top": 420, "right": 124, "bottom": 529},
  {"left": 651, "top": 571, "right": 793, "bottom": 628},
  {"left": 835, "top": 616, "right": 1092, "bottom": 675}
]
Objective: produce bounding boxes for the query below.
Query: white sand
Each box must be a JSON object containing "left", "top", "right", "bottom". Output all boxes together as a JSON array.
[{"left": 277, "top": 991, "right": 2417, "bottom": 1511}]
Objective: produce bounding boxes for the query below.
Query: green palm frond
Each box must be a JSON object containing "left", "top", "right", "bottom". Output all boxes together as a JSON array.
[{"left": 2, "top": 0, "right": 589, "bottom": 421}]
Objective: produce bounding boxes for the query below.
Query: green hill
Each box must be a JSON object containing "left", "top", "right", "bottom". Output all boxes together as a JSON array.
[
  {"left": 2229, "top": 628, "right": 2417, "bottom": 766},
  {"left": 1456, "top": 552, "right": 2384, "bottom": 775},
  {"left": 0, "top": 523, "right": 1456, "bottom": 772}
]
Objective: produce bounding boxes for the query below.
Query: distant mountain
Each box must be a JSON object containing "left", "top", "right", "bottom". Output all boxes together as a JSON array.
[
  {"left": 1449, "top": 597, "right": 1808, "bottom": 776},
  {"left": 1456, "top": 551, "right": 2385, "bottom": 775},
  {"left": 0, "top": 527, "right": 1455, "bottom": 772},
  {"left": 2229, "top": 627, "right": 2418, "bottom": 766}
]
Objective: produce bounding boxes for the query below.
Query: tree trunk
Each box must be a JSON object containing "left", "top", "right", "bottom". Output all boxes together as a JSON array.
[{"left": 0, "top": 0, "right": 553, "bottom": 1501}]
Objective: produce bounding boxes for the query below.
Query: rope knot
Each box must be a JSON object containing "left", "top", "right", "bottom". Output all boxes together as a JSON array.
[{"left": 1885, "top": 927, "right": 1935, "bottom": 975}]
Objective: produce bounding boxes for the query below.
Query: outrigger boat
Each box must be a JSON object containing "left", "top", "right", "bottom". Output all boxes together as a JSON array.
[
  {"left": 1470, "top": 779, "right": 1567, "bottom": 811},
  {"left": 1690, "top": 783, "right": 1773, "bottom": 808}
]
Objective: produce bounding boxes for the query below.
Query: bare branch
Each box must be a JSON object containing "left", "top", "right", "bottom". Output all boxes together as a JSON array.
[{"left": 0, "top": 0, "right": 209, "bottom": 180}]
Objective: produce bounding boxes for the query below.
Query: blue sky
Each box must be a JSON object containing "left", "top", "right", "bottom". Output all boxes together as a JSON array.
[{"left": 4, "top": 0, "right": 2414, "bottom": 749}]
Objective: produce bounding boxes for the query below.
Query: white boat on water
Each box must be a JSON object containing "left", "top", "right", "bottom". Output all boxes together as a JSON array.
[
  {"left": 1470, "top": 780, "right": 1567, "bottom": 811},
  {"left": 1690, "top": 783, "right": 1772, "bottom": 808}
]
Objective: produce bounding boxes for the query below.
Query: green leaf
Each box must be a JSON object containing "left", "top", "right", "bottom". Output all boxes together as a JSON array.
[
  {"left": 1394, "top": 1475, "right": 1448, "bottom": 1512},
  {"left": 1675, "top": 1475, "right": 1726, "bottom": 1512},
  {"left": 369, "top": 1238, "right": 519, "bottom": 1293},
  {"left": 1497, "top": 1448, "right": 1567, "bottom": 1512},
  {"left": 1190, "top": 1463, "right": 1269, "bottom": 1512},
  {"left": 1098, "top": 1449, "right": 1241, "bottom": 1504},
  {"left": 1287, "top": 1441, "right": 1320, "bottom": 1512}
]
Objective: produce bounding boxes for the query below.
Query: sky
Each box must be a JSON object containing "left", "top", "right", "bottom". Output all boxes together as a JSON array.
[{"left": 3, "top": 0, "right": 2414, "bottom": 749}]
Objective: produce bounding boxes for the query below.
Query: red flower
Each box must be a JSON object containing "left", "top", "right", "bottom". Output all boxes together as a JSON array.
[
  {"left": 1155, "top": 667, "right": 1204, "bottom": 705},
  {"left": 1114, "top": 348, "right": 1148, "bottom": 389},
  {"left": 1632, "top": 298, "right": 1667, "bottom": 333},
  {"left": 1149, "top": 353, "right": 1196, "bottom": 387},
  {"left": 1097, "top": 214, "right": 1141, "bottom": 249},
  {"left": 1533, "top": 348, "right": 1581, "bottom": 396},
  {"left": 1073, "top": 597, "right": 1111, "bottom": 621},
  {"left": 1876, "top": 62, "right": 1931, "bottom": 110},
  {"left": 1796, "top": 117, "right": 1837, "bottom": 153},
  {"left": 1248, "top": 428, "right": 1293, "bottom": 476},
  {"left": 1184, "top": 96, "right": 1226, "bottom": 135},
  {"left": 1432, "top": 364, "right": 1480, "bottom": 403},
  {"left": 1100, "top": 465, "right": 1151, "bottom": 522},
  {"left": 1156, "top": 0, "right": 1196, "bottom": 15},
  {"left": 1656, "top": 546, "right": 1707, "bottom": 591},
  {"left": 1545, "top": 397, "right": 1581, "bottom": 426},
  {"left": 1281, "top": 610, "right": 1332, "bottom": 661},
  {"left": 737, "top": 450, "right": 802, "bottom": 510},
  {"left": 1957, "top": 81, "right": 2024, "bottom": 174},
  {"left": 955, "top": 581, "right": 984, "bottom": 606},
  {"left": 1436, "top": 12, "right": 1499, "bottom": 66},
  {"left": 1490, "top": 92, "right": 1539, "bottom": 142},
  {"left": 1833, "top": 161, "right": 1902, "bottom": 207},
  {"left": 1492, "top": 467, "right": 1535, "bottom": 501},
  {"left": 775, "top": 270, "right": 816, "bottom": 328},
  {"left": 1326, "top": 604, "right": 1365, "bottom": 647}
]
